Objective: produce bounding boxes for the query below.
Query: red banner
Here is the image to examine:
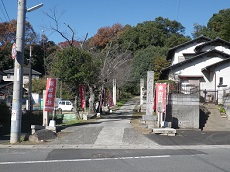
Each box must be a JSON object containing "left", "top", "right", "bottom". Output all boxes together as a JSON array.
[
  {"left": 155, "top": 83, "right": 167, "bottom": 113},
  {"left": 109, "top": 92, "right": 114, "bottom": 106},
  {"left": 79, "top": 84, "right": 86, "bottom": 109},
  {"left": 44, "top": 78, "right": 57, "bottom": 111},
  {"left": 103, "top": 88, "right": 106, "bottom": 106}
]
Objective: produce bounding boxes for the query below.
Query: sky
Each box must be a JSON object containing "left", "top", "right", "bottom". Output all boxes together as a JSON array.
[{"left": 1, "top": 0, "right": 230, "bottom": 44}]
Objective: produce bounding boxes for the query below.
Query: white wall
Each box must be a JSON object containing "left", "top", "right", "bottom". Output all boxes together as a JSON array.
[
  {"left": 201, "top": 45, "right": 230, "bottom": 55},
  {"left": 172, "top": 42, "right": 205, "bottom": 65},
  {"left": 215, "top": 63, "right": 230, "bottom": 87},
  {"left": 169, "top": 56, "right": 224, "bottom": 91}
]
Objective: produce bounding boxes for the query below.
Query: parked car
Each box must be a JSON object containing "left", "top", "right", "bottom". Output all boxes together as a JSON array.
[{"left": 57, "top": 100, "right": 74, "bottom": 111}]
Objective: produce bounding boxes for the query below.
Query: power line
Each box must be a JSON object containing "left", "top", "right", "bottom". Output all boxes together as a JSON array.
[
  {"left": 0, "top": 16, "right": 3, "bottom": 22},
  {"left": 1, "top": 0, "right": 10, "bottom": 21},
  {"left": 0, "top": 5, "right": 7, "bottom": 21},
  {"left": 176, "top": 0, "right": 181, "bottom": 20}
]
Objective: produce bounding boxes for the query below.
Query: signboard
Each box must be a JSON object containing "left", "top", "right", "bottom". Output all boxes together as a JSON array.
[
  {"left": 12, "top": 43, "right": 17, "bottom": 59},
  {"left": 155, "top": 83, "right": 167, "bottom": 113},
  {"left": 103, "top": 88, "right": 106, "bottom": 106},
  {"left": 79, "top": 84, "right": 86, "bottom": 109},
  {"left": 44, "top": 78, "right": 57, "bottom": 111},
  {"left": 0, "top": 93, "right": 5, "bottom": 100},
  {"left": 109, "top": 92, "right": 114, "bottom": 106}
]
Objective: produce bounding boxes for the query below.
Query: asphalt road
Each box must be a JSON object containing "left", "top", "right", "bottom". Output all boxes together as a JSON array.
[
  {"left": 1, "top": 98, "right": 230, "bottom": 171},
  {"left": 146, "top": 130, "right": 230, "bottom": 145},
  {"left": 0, "top": 148, "right": 230, "bottom": 172}
]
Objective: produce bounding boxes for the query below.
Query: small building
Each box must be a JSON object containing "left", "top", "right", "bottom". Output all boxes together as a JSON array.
[
  {"left": 3, "top": 68, "right": 41, "bottom": 87},
  {"left": 160, "top": 36, "right": 230, "bottom": 103},
  {"left": 160, "top": 36, "right": 230, "bottom": 129}
]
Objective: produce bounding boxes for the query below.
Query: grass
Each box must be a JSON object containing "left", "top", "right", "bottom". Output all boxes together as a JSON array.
[
  {"left": 130, "top": 110, "right": 153, "bottom": 134},
  {"left": 59, "top": 119, "right": 83, "bottom": 126}
]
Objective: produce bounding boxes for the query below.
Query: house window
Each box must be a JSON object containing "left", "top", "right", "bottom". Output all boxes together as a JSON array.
[
  {"left": 7, "top": 74, "right": 10, "bottom": 79},
  {"left": 178, "top": 56, "right": 185, "bottom": 63},
  {"left": 219, "top": 77, "right": 223, "bottom": 85}
]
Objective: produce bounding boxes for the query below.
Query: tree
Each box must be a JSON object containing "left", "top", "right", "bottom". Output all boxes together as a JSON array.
[
  {"left": 24, "top": 77, "right": 46, "bottom": 95},
  {"left": 192, "top": 9, "right": 230, "bottom": 41},
  {"left": 48, "top": 47, "right": 100, "bottom": 100},
  {"left": 128, "top": 46, "right": 170, "bottom": 93},
  {"left": 89, "top": 23, "right": 126, "bottom": 50},
  {"left": 0, "top": 20, "right": 38, "bottom": 70},
  {"left": 23, "top": 39, "right": 57, "bottom": 76},
  {"left": 119, "top": 17, "right": 187, "bottom": 51}
]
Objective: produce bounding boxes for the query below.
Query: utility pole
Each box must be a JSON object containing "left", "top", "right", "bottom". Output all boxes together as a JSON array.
[
  {"left": 28, "top": 45, "right": 32, "bottom": 112},
  {"left": 10, "top": 0, "right": 43, "bottom": 144},
  {"left": 10, "top": 0, "right": 27, "bottom": 144}
]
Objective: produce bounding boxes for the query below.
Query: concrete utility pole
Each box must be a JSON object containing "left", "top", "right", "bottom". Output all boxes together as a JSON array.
[
  {"left": 27, "top": 45, "right": 32, "bottom": 112},
  {"left": 113, "top": 79, "right": 116, "bottom": 106},
  {"left": 10, "top": 0, "right": 43, "bottom": 144},
  {"left": 10, "top": 0, "right": 27, "bottom": 144}
]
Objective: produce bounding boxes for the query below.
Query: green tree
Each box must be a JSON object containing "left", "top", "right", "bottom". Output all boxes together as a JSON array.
[
  {"left": 119, "top": 17, "right": 187, "bottom": 52},
  {"left": 192, "top": 9, "right": 230, "bottom": 41},
  {"left": 126, "top": 46, "right": 170, "bottom": 94},
  {"left": 24, "top": 40, "right": 57, "bottom": 75},
  {"left": 132, "top": 46, "right": 169, "bottom": 81},
  {"left": 30, "top": 77, "right": 46, "bottom": 95},
  {"left": 0, "top": 20, "right": 39, "bottom": 70},
  {"left": 48, "top": 47, "right": 100, "bottom": 99}
]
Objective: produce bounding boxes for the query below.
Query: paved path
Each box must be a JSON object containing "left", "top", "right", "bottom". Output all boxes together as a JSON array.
[
  {"left": 202, "top": 103, "right": 230, "bottom": 131},
  {"left": 2, "top": 99, "right": 230, "bottom": 149},
  {"left": 46, "top": 97, "right": 158, "bottom": 149}
]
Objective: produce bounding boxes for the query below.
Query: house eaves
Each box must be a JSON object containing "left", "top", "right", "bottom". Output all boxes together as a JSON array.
[
  {"left": 0, "top": 81, "right": 13, "bottom": 89},
  {"left": 195, "top": 37, "right": 230, "bottom": 53},
  {"left": 3, "top": 68, "right": 42, "bottom": 75},
  {"left": 161, "top": 49, "right": 230, "bottom": 74},
  {"left": 0, "top": 71, "right": 6, "bottom": 75},
  {"left": 166, "top": 35, "right": 211, "bottom": 60},
  {"left": 201, "top": 57, "right": 230, "bottom": 72}
]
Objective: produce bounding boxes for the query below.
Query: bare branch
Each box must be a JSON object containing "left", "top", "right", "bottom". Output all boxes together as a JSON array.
[
  {"left": 64, "top": 23, "right": 74, "bottom": 45},
  {"left": 44, "top": 8, "right": 75, "bottom": 46}
]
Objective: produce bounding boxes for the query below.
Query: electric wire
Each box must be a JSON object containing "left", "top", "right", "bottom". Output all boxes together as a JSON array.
[
  {"left": 1, "top": 0, "right": 10, "bottom": 21},
  {"left": 0, "top": 5, "right": 7, "bottom": 22},
  {"left": 176, "top": 0, "right": 181, "bottom": 20},
  {"left": 0, "top": 16, "right": 3, "bottom": 22}
]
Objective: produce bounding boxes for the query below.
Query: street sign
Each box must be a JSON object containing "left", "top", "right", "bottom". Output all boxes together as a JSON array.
[{"left": 12, "top": 43, "right": 17, "bottom": 59}]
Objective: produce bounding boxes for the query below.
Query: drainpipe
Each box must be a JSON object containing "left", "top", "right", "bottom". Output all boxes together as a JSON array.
[{"left": 214, "top": 72, "right": 217, "bottom": 104}]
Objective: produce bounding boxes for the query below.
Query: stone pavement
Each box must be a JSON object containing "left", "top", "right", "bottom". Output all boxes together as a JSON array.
[
  {"left": 46, "top": 97, "right": 159, "bottom": 149},
  {"left": 201, "top": 103, "right": 230, "bottom": 131},
  {"left": 1, "top": 99, "right": 230, "bottom": 149}
]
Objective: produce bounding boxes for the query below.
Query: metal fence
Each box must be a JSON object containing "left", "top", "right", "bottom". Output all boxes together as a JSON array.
[{"left": 168, "top": 82, "right": 199, "bottom": 95}]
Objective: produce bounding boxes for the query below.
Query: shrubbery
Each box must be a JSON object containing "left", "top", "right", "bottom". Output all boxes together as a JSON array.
[{"left": 0, "top": 102, "right": 11, "bottom": 135}]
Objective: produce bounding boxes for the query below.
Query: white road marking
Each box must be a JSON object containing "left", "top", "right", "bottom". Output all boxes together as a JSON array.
[{"left": 0, "top": 155, "right": 171, "bottom": 165}]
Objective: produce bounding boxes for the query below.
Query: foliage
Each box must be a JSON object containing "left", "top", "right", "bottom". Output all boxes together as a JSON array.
[
  {"left": 192, "top": 9, "right": 230, "bottom": 41},
  {"left": 218, "top": 104, "right": 226, "bottom": 114},
  {"left": 0, "top": 20, "right": 47, "bottom": 71},
  {"left": 119, "top": 17, "right": 187, "bottom": 52},
  {"left": 0, "top": 42, "right": 13, "bottom": 70},
  {"left": 131, "top": 46, "right": 170, "bottom": 83},
  {"left": 24, "top": 77, "right": 46, "bottom": 95},
  {"left": 0, "top": 102, "right": 11, "bottom": 135},
  {"left": 48, "top": 47, "right": 100, "bottom": 99},
  {"left": 89, "top": 23, "right": 126, "bottom": 49}
]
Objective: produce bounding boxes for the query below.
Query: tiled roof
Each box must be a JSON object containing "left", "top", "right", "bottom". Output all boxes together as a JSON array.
[
  {"left": 166, "top": 35, "right": 211, "bottom": 60},
  {"left": 3, "top": 68, "right": 42, "bottom": 75}
]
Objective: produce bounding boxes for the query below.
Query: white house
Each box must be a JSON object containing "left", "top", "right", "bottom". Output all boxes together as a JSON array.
[
  {"left": 166, "top": 35, "right": 211, "bottom": 65},
  {"left": 3, "top": 68, "right": 41, "bottom": 87},
  {"left": 160, "top": 36, "right": 230, "bottom": 102}
]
